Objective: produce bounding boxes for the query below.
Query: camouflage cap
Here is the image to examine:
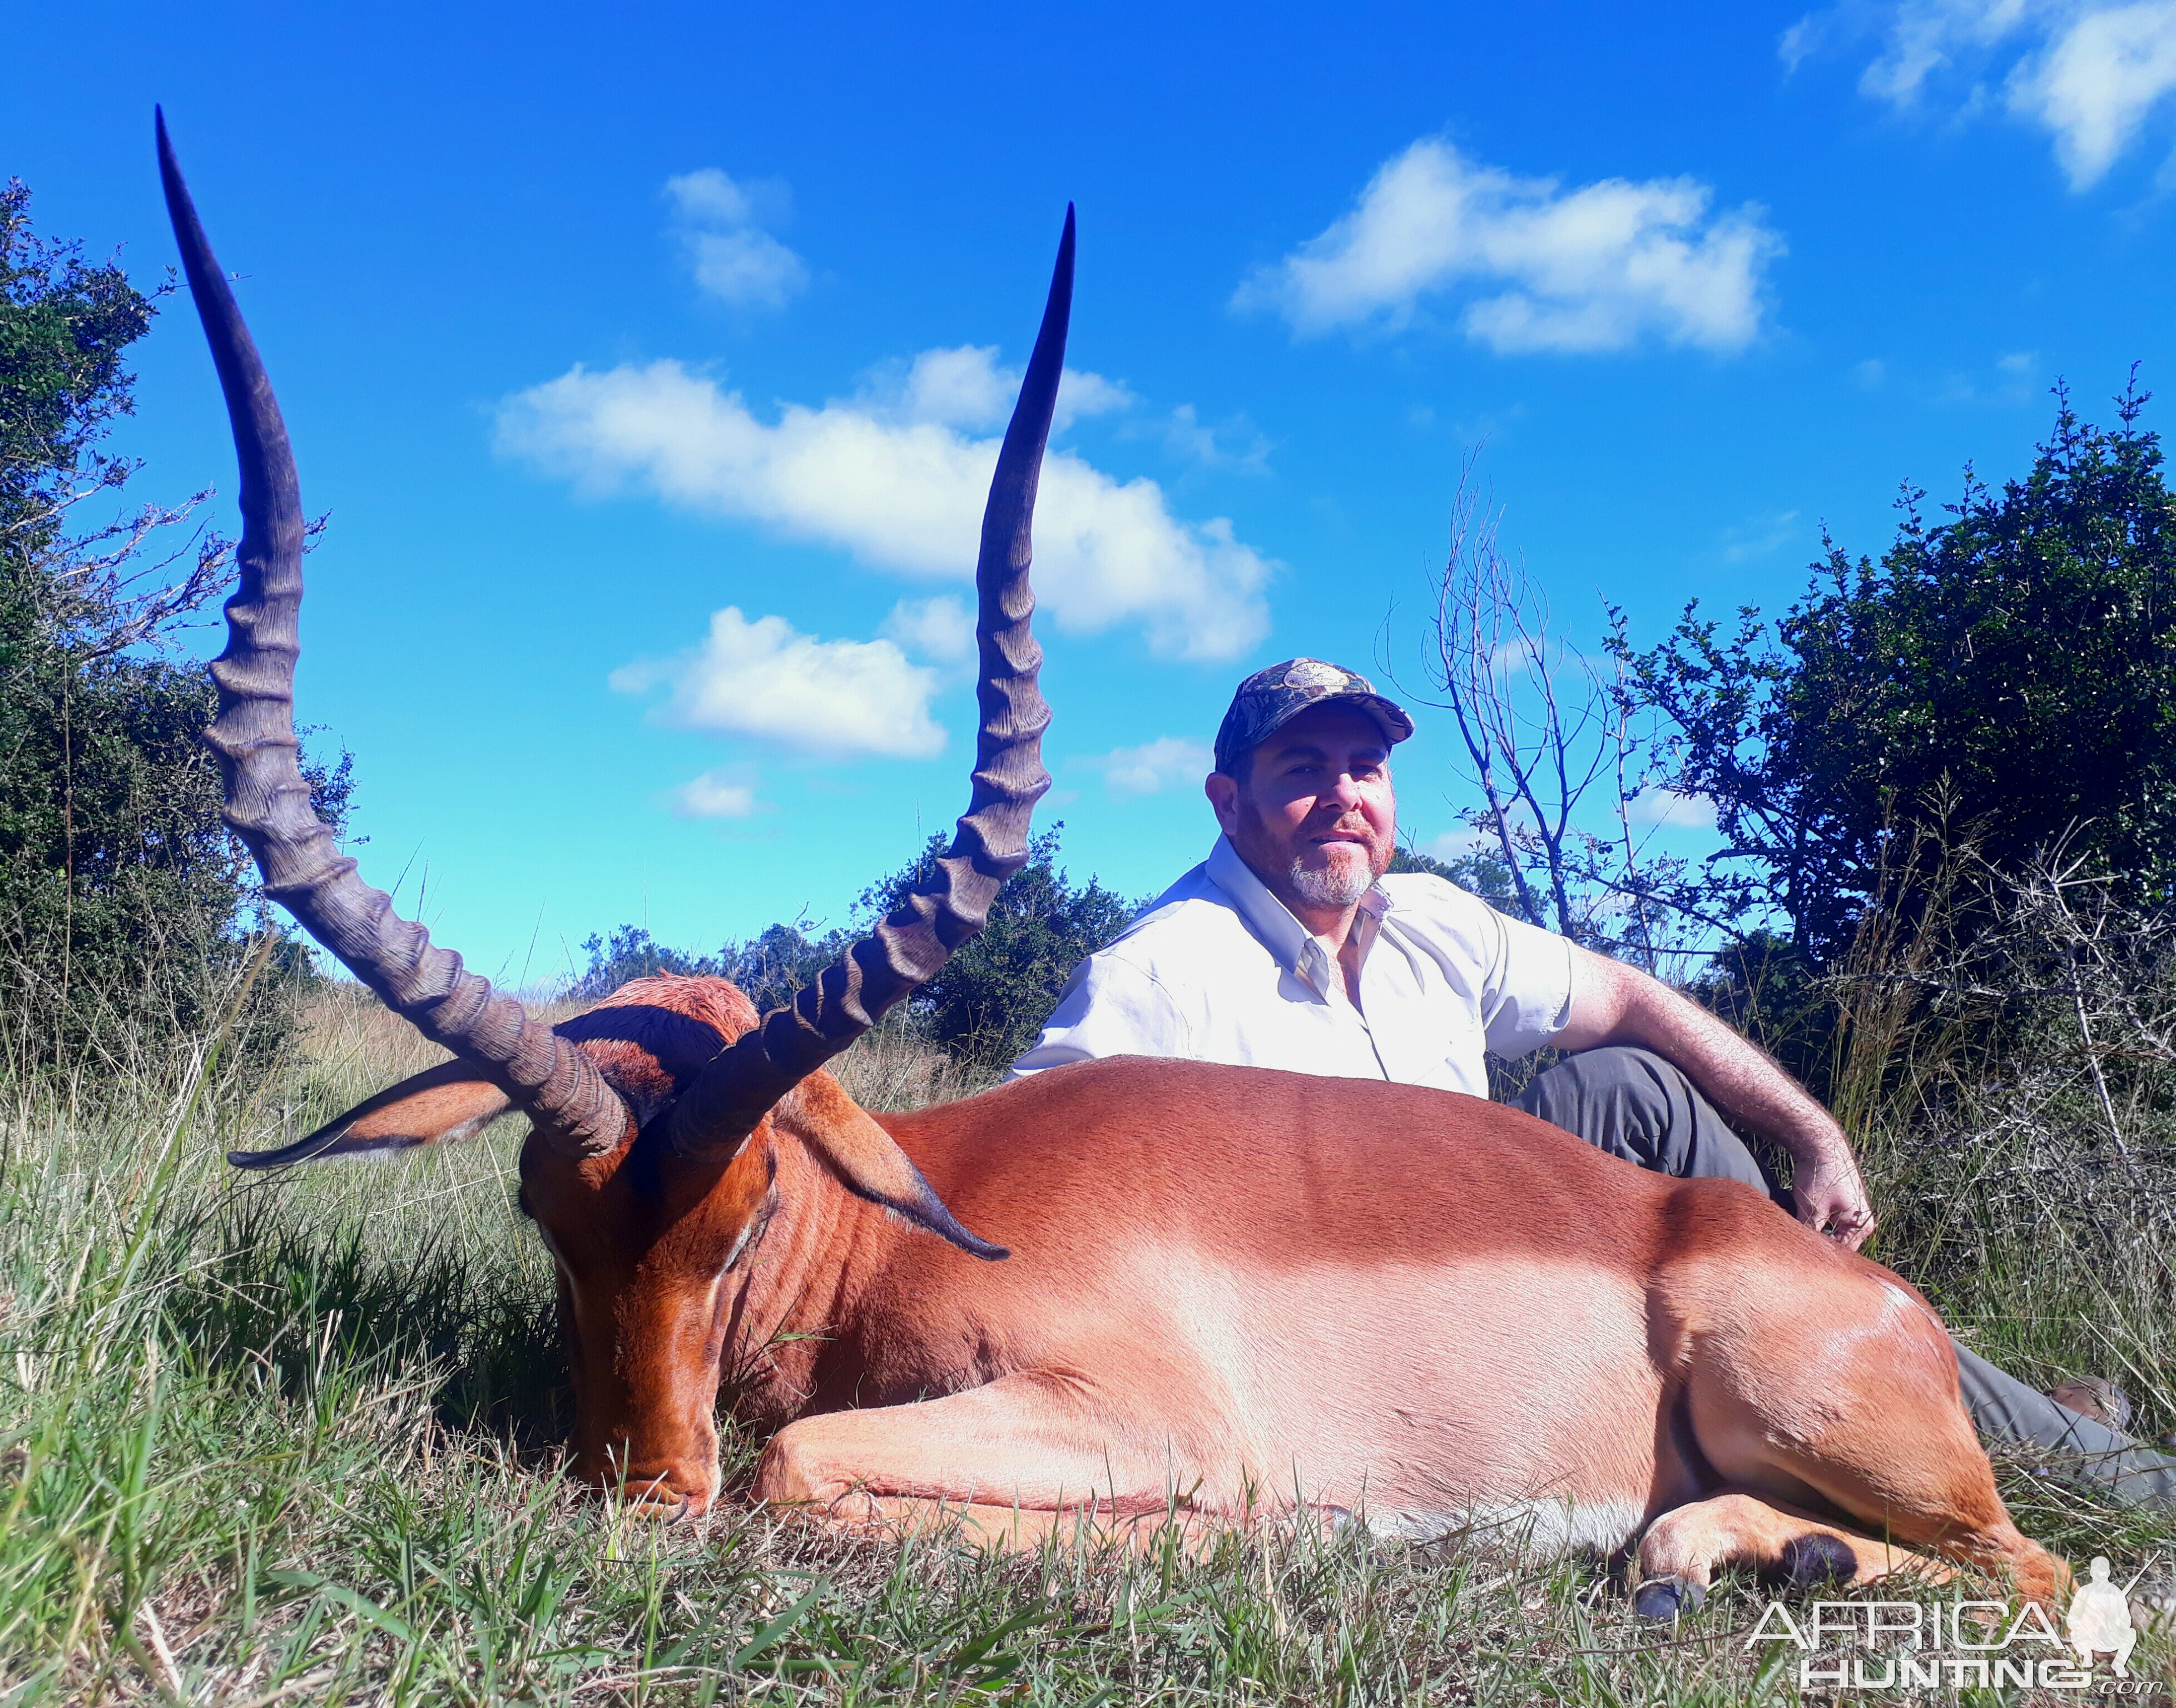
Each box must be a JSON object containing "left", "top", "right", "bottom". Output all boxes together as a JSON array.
[{"left": 1212, "top": 658, "right": 1415, "bottom": 776}]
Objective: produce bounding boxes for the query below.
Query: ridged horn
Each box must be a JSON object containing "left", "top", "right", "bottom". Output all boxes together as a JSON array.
[
  {"left": 668, "top": 208, "right": 1070, "bottom": 1156},
  {"left": 158, "top": 110, "right": 632, "bottom": 1158}
]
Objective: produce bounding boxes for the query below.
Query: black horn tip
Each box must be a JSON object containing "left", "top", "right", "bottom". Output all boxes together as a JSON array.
[
  {"left": 904, "top": 1180, "right": 1010, "bottom": 1260},
  {"left": 948, "top": 1223, "right": 1012, "bottom": 1263},
  {"left": 227, "top": 1144, "right": 304, "bottom": 1171},
  {"left": 1013, "top": 204, "right": 1074, "bottom": 408},
  {"left": 155, "top": 107, "right": 206, "bottom": 263},
  {"left": 155, "top": 106, "right": 182, "bottom": 194}
]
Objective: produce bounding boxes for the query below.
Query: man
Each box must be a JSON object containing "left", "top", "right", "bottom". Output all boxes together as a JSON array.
[{"left": 1014, "top": 657, "right": 2174, "bottom": 1502}]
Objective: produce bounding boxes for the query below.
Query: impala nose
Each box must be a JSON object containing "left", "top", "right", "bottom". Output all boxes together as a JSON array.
[{"left": 612, "top": 1466, "right": 713, "bottom": 1522}]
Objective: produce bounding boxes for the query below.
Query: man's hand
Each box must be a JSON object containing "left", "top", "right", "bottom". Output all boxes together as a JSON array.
[
  {"left": 1788, "top": 1149, "right": 1876, "bottom": 1250},
  {"left": 1560, "top": 945, "right": 1880, "bottom": 1250}
]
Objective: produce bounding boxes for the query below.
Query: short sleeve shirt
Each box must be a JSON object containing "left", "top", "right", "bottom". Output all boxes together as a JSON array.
[{"left": 1008, "top": 836, "right": 1575, "bottom": 1094}]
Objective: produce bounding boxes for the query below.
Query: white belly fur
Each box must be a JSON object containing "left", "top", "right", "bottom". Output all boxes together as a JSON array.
[
  {"left": 1363, "top": 1497, "right": 1648, "bottom": 1553},
  {"left": 1126, "top": 1250, "right": 1663, "bottom": 1538}
]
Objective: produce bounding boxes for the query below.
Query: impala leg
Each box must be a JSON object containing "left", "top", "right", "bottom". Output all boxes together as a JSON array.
[
  {"left": 1678, "top": 1250, "right": 2072, "bottom": 1608},
  {"left": 752, "top": 1370, "right": 1225, "bottom": 1551},
  {"left": 1632, "top": 1489, "right": 1947, "bottom": 1618}
]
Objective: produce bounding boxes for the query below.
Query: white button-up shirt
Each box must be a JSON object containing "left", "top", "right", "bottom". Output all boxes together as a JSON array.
[{"left": 1009, "top": 836, "right": 1575, "bottom": 1094}]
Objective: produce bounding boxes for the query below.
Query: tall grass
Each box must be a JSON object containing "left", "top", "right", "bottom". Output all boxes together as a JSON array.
[
  {"left": 1800, "top": 845, "right": 2175, "bottom": 1417},
  {"left": 2, "top": 928, "right": 2172, "bottom": 1703}
]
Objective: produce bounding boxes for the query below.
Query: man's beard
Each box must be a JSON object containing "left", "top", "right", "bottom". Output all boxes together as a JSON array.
[{"left": 1288, "top": 844, "right": 1376, "bottom": 909}]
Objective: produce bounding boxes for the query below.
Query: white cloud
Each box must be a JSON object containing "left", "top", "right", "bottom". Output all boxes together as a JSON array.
[
  {"left": 498, "top": 359, "right": 1272, "bottom": 660},
  {"left": 886, "top": 344, "right": 1135, "bottom": 433},
  {"left": 2013, "top": 3, "right": 2176, "bottom": 185},
  {"left": 665, "top": 167, "right": 808, "bottom": 308},
  {"left": 1235, "top": 138, "right": 1781, "bottom": 354},
  {"left": 1853, "top": 0, "right": 2038, "bottom": 103},
  {"left": 901, "top": 350, "right": 1255, "bottom": 469},
  {"left": 1628, "top": 788, "right": 1719, "bottom": 830},
  {"left": 1801, "top": 1, "right": 2176, "bottom": 188},
  {"left": 1720, "top": 509, "right": 1802, "bottom": 563},
  {"left": 1424, "top": 826, "right": 1495, "bottom": 860},
  {"left": 897, "top": 345, "right": 1014, "bottom": 428},
  {"left": 673, "top": 771, "right": 762, "bottom": 818},
  {"left": 611, "top": 606, "right": 944, "bottom": 758},
  {"left": 1926, "top": 347, "right": 2047, "bottom": 403},
  {"left": 1162, "top": 404, "right": 1272, "bottom": 471},
  {"left": 1780, "top": 12, "right": 1827, "bottom": 72},
  {"left": 1089, "top": 736, "right": 1216, "bottom": 797},
  {"left": 881, "top": 594, "right": 977, "bottom": 667},
  {"left": 1489, "top": 636, "right": 1541, "bottom": 679},
  {"left": 1055, "top": 369, "right": 1138, "bottom": 428}
]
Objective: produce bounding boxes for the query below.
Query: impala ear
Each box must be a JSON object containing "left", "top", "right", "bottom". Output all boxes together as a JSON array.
[
  {"left": 772, "top": 1073, "right": 1008, "bottom": 1262},
  {"left": 230, "top": 1060, "right": 516, "bottom": 1169}
]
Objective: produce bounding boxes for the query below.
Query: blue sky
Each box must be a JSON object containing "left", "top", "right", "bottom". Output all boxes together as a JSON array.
[{"left": 11, "top": 2, "right": 2176, "bottom": 984}]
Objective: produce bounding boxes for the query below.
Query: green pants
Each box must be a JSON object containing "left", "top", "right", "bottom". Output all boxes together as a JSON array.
[{"left": 1511, "top": 1045, "right": 2176, "bottom": 1507}]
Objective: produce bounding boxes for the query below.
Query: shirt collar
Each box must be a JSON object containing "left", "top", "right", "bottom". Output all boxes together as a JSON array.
[{"left": 1205, "top": 836, "right": 1392, "bottom": 997}]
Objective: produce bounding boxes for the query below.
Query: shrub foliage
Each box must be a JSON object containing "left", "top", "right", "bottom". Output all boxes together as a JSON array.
[
  {"left": 1624, "top": 380, "right": 2176, "bottom": 963},
  {"left": 578, "top": 825, "right": 1133, "bottom": 1071},
  {"left": 0, "top": 180, "right": 346, "bottom": 1070}
]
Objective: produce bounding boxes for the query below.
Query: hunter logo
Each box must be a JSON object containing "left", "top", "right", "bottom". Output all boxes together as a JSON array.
[
  {"left": 1744, "top": 1578, "right": 2161, "bottom": 1694},
  {"left": 2070, "top": 1558, "right": 2139, "bottom": 1677}
]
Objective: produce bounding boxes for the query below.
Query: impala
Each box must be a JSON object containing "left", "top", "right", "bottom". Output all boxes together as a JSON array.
[{"left": 160, "top": 113, "right": 2066, "bottom": 1615}]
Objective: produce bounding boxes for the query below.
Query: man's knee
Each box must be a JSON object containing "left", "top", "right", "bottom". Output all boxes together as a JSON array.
[
  {"left": 1524, "top": 1045, "right": 1675, "bottom": 1100},
  {"left": 1512, "top": 1045, "right": 1772, "bottom": 1192},
  {"left": 1512, "top": 1045, "right": 1681, "bottom": 1148}
]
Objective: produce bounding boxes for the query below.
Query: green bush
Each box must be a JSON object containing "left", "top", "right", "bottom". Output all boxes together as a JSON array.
[
  {"left": 0, "top": 179, "right": 344, "bottom": 1071},
  {"left": 854, "top": 825, "right": 1134, "bottom": 1071},
  {"left": 1624, "top": 379, "right": 2176, "bottom": 964},
  {"left": 576, "top": 824, "right": 1134, "bottom": 1071}
]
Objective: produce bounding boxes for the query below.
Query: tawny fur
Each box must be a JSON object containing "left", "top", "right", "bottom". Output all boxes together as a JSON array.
[{"left": 354, "top": 974, "right": 2066, "bottom": 1604}]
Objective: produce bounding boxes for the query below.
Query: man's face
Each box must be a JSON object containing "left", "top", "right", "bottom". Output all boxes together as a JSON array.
[{"left": 1206, "top": 702, "right": 1396, "bottom": 916}]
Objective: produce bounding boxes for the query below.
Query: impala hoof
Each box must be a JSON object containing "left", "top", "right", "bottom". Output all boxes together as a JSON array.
[
  {"left": 604, "top": 1470, "right": 711, "bottom": 1523},
  {"left": 622, "top": 1488, "right": 700, "bottom": 1523},
  {"left": 821, "top": 1488, "right": 890, "bottom": 1527},
  {"left": 1777, "top": 1532, "right": 1856, "bottom": 1591},
  {"left": 1634, "top": 1575, "right": 1704, "bottom": 1621}
]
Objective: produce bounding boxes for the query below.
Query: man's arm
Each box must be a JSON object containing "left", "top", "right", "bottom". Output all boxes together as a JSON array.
[{"left": 1554, "top": 943, "right": 1876, "bottom": 1249}]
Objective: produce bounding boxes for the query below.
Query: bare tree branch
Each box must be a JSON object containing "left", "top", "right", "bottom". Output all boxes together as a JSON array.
[{"left": 1397, "top": 454, "right": 1612, "bottom": 939}]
